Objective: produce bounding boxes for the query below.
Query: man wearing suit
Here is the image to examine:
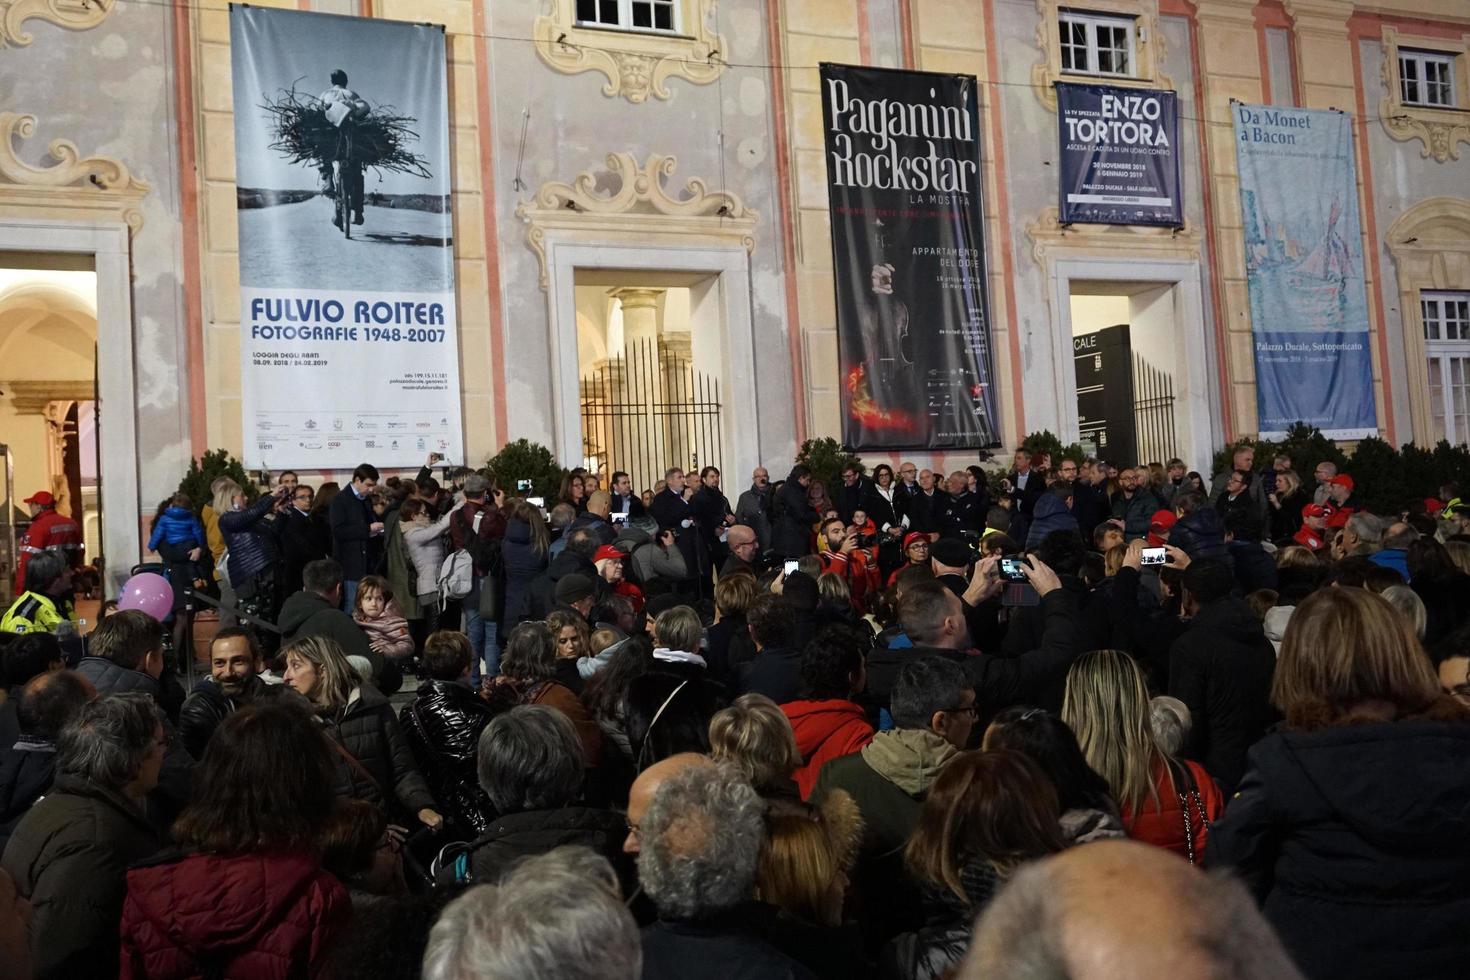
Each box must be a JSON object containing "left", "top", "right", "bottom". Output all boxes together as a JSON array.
[
  {"left": 905, "top": 469, "right": 948, "bottom": 541},
  {"left": 608, "top": 470, "right": 646, "bottom": 522},
  {"left": 690, "top": 466, "right": 737, "bottom": 573},
  {"left": 1003, "top": 449, "right": 1046, "bottom": 543},
  {"left": 329, "top": 462, "right": 382, "bottom": 610},
  {"left": 649, "top": 467, "right": 704, "bottom": 595}
]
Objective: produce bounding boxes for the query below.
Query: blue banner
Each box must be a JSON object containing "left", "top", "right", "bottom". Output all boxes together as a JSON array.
[
  {"left": 1056, "top": 83, "right": 1182, "bottom": 227},
  {"left": 1234, "top": 104, "right": 1376, "bottom": 439}
]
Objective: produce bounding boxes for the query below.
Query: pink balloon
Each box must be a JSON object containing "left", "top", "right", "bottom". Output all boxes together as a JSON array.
[{"left": 117, "top": 572, "right": 174, "bottom": 622}]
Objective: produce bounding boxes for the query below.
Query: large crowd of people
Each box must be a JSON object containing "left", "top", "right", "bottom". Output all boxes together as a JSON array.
[{"left": 1, "top": 445, "right": 1469, "bottom": 979}]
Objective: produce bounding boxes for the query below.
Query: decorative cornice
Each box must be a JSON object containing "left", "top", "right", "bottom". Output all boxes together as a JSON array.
[
  {"left": 0, "top": 112, "right": 148, "bottom": 234},
  {"left": 533, "top": 0, "right": 726, "bottom": 103},
  {"left": 1, "top": 378, "right": 94, "bottom": 414},
  {"left": 1376, "top": 28, "right": 1470, "bottom": 164},
  {"left": 0, "top": 0, "right": 113, "bottom": 48},
  {"left": 516, "top": 152, "right": 757, "bottom": 289},
  {"left": 1025, "top": 205, "right": 1201, "bottom": 265}
]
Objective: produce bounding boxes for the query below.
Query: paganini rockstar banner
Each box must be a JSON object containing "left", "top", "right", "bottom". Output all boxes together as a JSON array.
[
  {"left": 230, "top": 6, "right": 463, "bottom": 469},
  {"left": 1234, "top": 103, "right": 1377, "bottom": 440},
  {"left": 820, "top": 64, "right": 1001, "bottom": 450}
]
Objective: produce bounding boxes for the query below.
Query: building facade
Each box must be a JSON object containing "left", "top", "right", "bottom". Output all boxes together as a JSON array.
[{"left": 0, "top": 0, "right": 1467, "bottom": 583}]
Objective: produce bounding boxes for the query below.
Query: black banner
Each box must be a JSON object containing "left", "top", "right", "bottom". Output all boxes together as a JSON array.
[
  {"left": 820, "top": 63, "right": 1000, "bottom": 450},
  {"left": 1056, "top": 82, "right": 1182, "bottom": 227}
]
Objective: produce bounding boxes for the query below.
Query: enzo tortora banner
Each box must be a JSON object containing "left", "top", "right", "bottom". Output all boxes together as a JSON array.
[
  {"left": 230, "top": 6, "right": 464, "bottom": 469},
  {"left": 819, "top": 63, "right": 1001, "bottom": 451}
]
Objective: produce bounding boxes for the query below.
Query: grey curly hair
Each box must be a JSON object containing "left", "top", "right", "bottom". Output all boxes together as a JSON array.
[{"left": 636, "top": 760, "right": 765, "bottom": 920}]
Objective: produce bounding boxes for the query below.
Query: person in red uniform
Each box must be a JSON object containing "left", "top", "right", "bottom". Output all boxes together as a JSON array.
[{"left": 14, "top": 491, "right": 83, "bottom": 595}]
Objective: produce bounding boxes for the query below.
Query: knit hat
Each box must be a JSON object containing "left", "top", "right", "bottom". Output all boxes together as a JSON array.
[
  {"left": 1146, "top": 510, "right": 1177, "bottom": 547},
  {"left": 930, "top": 538, "right": 973, "bottom": 569},
  {"left": 554, "top": 573, "right": 596, "bottom": 606}
]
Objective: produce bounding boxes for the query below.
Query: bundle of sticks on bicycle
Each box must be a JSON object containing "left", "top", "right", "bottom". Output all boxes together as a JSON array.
[{"left": 259, "top": 82, "right": 432, "bottom": 178}]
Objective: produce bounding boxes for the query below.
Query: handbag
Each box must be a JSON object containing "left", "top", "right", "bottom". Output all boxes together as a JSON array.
[{"left": 1167, "top": 758, "right": 1213, "bottom": 866}]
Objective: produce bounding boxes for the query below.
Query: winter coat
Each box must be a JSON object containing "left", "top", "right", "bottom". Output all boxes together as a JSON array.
[
  {"left": 439, "top": 805, "right": 632, "bottom": 890},
  {"left": 735, "top": 485, "right": 774, "bottom": 552},
  {"left": 483, "top": 676, "right": 603, "bottom": 766},
  {"left": 569, "top": 512, "right": 617, "bottom": 547},
  {"left": 321, "top": 684, "right": 436, "bottom": 817},
  {"left": 177, "top": 674, "right": 268, "bottom": 760},
  {"left": 881, "top": 858, "right": 1004, "bottom": 980},
  {"left": 528, "top": 549, "right": 599, "bottom": 621},
  {"left": 1121, "top": 758, "right": 1225, "bottom": 862},
  {"left": 1228, "top": 540, "right": 1279, "bottom": 593},
  {"left": 278, "top": 589, "right": 380, "bottom": 677},
  {"left": 642, "top": 906, "right": 818, "bottom": 980},
  {"left": 402, "top": 510, "right": 456, "bottom": 597},
  {"left": 0, "top": 736, "right": 55, "bottom": 853},
  {"left": 783, "top": 699, "right": 874, "bottom": 799},
  {"left": 501, "top": 516, "right": 549, "bottom": 632},
  {"left": 772, "top": 477, "right": 821, "bottom": 558},
  {"left": 630, "top": 539, "right": 689, "bottom": 586},
  {"left": 120, "top": 850, "right": 350, "bottom": 980},
  {"left": 1168, "top": 596, "right": 1279, "bottom": 793},
  {"left": 1024, "top": 493, "right": 1079, "bottom": 550},
  {"left": 1170, "top": 507, "right": 1230, "bottom": 564},
  {"left": 963, "top": 589, "right": 1086, "bottom": 722},
  {"left": 279, "top": 507, "right": 330, "bottom": 596},
  {"left": 1208, "top": 710, "right": 1470, "bottom": 980},
  {"left": 1111, "top": 487, "right": 1163, "bottom": 540},
  {"left": 1, "top": 773, "right": 163, "bottom": 979},
  {"left": 837, "top": 477, "right": 895, "bottom": 530},
  {"left": 937, "top": 488, "right": 987, "bottom": 541},
  {"left": 148, "top": 506, "right": 206, "bottom": 551},
  {"left": 381, "top": 512, "right": 422, "bottom": 621},
  {"left": 1368, "top": 547, "right": 1410, "bottom": 582},
  {"left": 901, "top": 490, "right": 946, "bottom": 537},
  {"left": 355, "top": 602, "right": 414, "bottom": 661},
  {"left": 399, "top": 679, "right": 497, "bottom": 835},
  {"left": 218, "top": 494, "right": 281, "bottom": 588},
  {"left": 328, "top": 487, "right": 376, "bottom": 581},
  {"left": 737, "top": 646, "right": 805, "bottom": 705}
]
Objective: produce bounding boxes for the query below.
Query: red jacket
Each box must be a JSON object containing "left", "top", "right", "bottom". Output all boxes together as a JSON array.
[
  {"left": 120, "top": 850, "right": 350, "bottom": 980},
  {"left": 1122, "top": 759, "right": 1226, "bottom": 864},
  {"left": 819, "top": 548, "right": 879, "bottom": 612},
  {"left": 783, "top": 699, "right": 874, "bottom": 799},
  {"left": 15, "top": 506, "right": 83, "bottom": 592}
]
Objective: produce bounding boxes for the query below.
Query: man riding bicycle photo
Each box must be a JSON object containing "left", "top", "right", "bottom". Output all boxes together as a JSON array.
[{"left": 318, "top": 68, "right": 369, "bottom": 230}]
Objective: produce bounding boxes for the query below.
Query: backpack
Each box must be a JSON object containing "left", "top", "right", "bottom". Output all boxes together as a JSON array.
[{"left": 437, "top": 512, "right": 484, "bottom": 602}]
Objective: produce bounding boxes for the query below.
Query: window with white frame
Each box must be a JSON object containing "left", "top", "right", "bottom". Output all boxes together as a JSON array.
[
  {"left": 1423, "top": 291, "right": 1470, "bottom": 445},
  {"left": 1399, "top": 49, "right": 1457, "bottom": 108},
  {"left": 576, "top": 0, "right": 678, "bottom": 33},
  {"left": 1059, "top": 9, "right": 1137, "bottom": 77}
]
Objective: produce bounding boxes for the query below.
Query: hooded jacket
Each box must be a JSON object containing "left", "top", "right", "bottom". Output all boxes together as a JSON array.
[
  {"left": 1168, "top": 596, "right": 1279, "bottom": 793},
  {"left": 120, "top": 850, "right": 350, "bottom": 980},
  {"left": 278, "top": 589, "right": 380, "bottom": 676},
  {"left": 782, "top": 699, "right": 874, "bottom": 799},
  {"left": 1024, "top": 493, "right": 1079, "bottom": 550},
  {"left": 1169, "top": 506, "right": 1231, "bottom": 565},
  {"left": 1206, "top": 713, "right": 1470, "bottom": 980}
]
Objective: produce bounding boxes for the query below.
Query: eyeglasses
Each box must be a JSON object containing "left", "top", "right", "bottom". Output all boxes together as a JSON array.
[
  {"left": 941, "top": 703, "right": 979, "bottom": 719},
  {"left": 624, "top": 817, "right": 642, "bottom": 841}
]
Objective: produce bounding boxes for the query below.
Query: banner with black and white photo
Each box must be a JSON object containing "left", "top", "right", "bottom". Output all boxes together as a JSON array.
[
  {"left": 230, "top": 6, "right": 462, "bottom": 470},
  {"left": 820, "top": 63, "right": 1001, "bottom": 450},
  {"left": 1056, "top": 82, "right": 1182, "bottom": 227}
]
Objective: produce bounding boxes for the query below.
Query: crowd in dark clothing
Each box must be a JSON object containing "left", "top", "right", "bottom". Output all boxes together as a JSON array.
[{"left": 1, "top": 448, "right": 1469, "bottom": 980}]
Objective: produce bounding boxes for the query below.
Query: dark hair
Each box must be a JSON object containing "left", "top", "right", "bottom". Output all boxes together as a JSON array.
[
  {"left": 788, "top": 464, "right": 812, "bottom": 482},
  {"left": 1033, "top": 530, "right": 1087, "bottom": 578},
  {"left": 1364, "top": 565, "right": 1405, "bottom": 593},
  {"left": 321, "top": 798, "right": 387, "bottom": 881},
  {"left": 303, "top": 558, "right": 345, "bottom": 595},
  {"left": 330, "top": 68, "right": 348, "bottom": 85},
  {"left": 1048, "top": 480, "right": 1075, "bottom": 502},
  {"left": 890, "top": 656, "right": 967, "bottom": 730},
  {"left": 801, "top": 624, "right": 868, "bottom": 700},
  {"left": 899, "top": 581, "right": 956, "bottom": 646},
  {"left": 1326, "top": 555, "right": 1377, "bottom": 588},
  {"left": 89, "top": 609, "right": 163, "bottom": 671},
  {"left": 565, "top": 528, "right": 599, "bottom": 560},
  {"left": 873, "top": 463, "right": 894, "bottom": 485},
  {"left": 17, "top": 670, "right": 93, "bottom": 741},
  {"left": 985, "top": 507, "right": 1011, "bottom": 532},
  {"left": 747, "top": 594, "right": 794, "bottom": 649},
  {"left": 23, "top": 551, "right": 66, "bottom": 593},
  {"left": 210, "top": 626, "right": 262, "bottom": 664},
  {"left": 984, "top": 707, "right": 1117, "bottom": 815},
  {"left": 311, "top": 482, "right": 340, "bottom": 516},
  {"left": 398, "top": 497, "right": 426, "bottom": 523},
  {"left": 1174, "top": 491, "right": 1207, "bottom": 516},
  {"left": 422, "top": 630, "right": 472, "bottom": 680},
  {"left": 625, "top": 672, "right": 725, "bottom": 770},
  {"left": 171, "top": 699, "right": 337, "bottom": 853},
  {"left": 500, "top": 621, "right": 557, "bottom": 682},
  {"left": 582, "top": 634, "right": 655, "bottom": 720},
  {"left": 1407, "top": 538, "right": 1458, "bottom": 582},
  {"left": 1182, "top": 559, "right": 1235, "bottom": 604},
  {"left": 4, "top": 632, "right": 63, "bottom": 686},
  {"left": 352, "top": 463, "right": 379, "bottom": 483}
]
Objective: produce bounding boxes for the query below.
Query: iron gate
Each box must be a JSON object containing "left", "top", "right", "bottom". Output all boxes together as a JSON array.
[
  {"left": 579, "top": 337, "right": 724, "bottom": 493},
  {"left": 1132, "top": 352, "right": 1177, "bottom": 465}
]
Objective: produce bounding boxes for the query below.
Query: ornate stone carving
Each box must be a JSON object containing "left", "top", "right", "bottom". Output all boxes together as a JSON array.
[
  {"left": 1025, "top": 205, "right": 1200, "bottom": 264},
  {"left": 1030, "top": 0, "right": 1173, "bottom": 113},
  {"left": 517, "top": 153, "right": 757, "bottom": 289},
  {"left": 2, "top": 379, "right": 95, "bottom": 414},
  {"left": 533, "top": 0, "right": 726, "bottom": 103},
  {"left": 1377, "top": 29, "right": 1470, "bottom": 163},
  {"left": 1, "top": 0, "right": 113, "bottom": 48},
  {"left": 0, "top": 112, "right": 148, "bottom": 234}
]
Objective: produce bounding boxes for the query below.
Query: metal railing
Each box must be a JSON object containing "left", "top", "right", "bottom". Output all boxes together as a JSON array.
[{"left": 1132, "top": 352, "right": 1177, "bottom": 465}]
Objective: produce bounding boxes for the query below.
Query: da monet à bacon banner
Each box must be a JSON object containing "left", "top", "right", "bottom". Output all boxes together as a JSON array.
[
  {"left": 1234, "top": 103, "right": 1377, "bottom": 439},
  {"left": 820, "top": 64, "right": 1001, "bottom": 451},
  {"left": 230, "top": 6, "right": 463, "bottom": 470},
  {"left": 1056, "top": 82, "right": 1182, "bottom": 227}
]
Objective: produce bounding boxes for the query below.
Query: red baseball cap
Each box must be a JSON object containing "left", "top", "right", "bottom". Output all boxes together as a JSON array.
[
  {"left": 1425, "top": 498, "right": 1444, "bottom": 514},
  {"left": 23, "top": 491, "right": 54, "bottom": 506},
  {"left": 902, "top": 531, "right": 929, "bottom": 551},
  {"left": 1301, "top": 503, "right": 1327, "bottom": 519},
  {"left": 1329, "top": 474, "right": 1355, "bottom": 491},
  {"left": 1146, "top": 510, "right": 1177, "bottom": 547},
  {"left": 593, "top": 545, "right": 627, "bottom": 563}
]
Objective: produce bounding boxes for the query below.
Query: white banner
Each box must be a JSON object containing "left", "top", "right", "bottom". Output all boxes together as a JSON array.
[{"left": 230, "top": 6, "right": 463, "bottom": 470}]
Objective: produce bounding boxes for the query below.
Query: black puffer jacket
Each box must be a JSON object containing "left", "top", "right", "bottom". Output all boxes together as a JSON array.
[
  {"left": 1170, "top": 507, "right": 1230, "bottom": 565},
  {"left": 880, "top": 858, "right": 1003, "bottom": 980},
  {"left": 772, "top": 475, "right": 820, "bottom": 559},
  {"left": 1206, "top": 711, "right": 1470, "bottom": 980},
  {"left": 322, "top": 684, "right": 435, "bottom": 818},
  {"left": 437, "top": 805, "right": 632, "bottom": 891},
  {"left": 399, "top": 680, "right": 498, "bottom": 835},
  {"left": 0, "top": 737, "right": 55, "bottom": 853},
  {"left": 501, "top": 517, "right": 548, "bottom": 634},
  {"left": 176, "top": 675, "right": 267, "bottom": 760}
]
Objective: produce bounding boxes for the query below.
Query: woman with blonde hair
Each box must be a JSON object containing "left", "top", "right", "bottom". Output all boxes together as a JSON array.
[
  {"left": 1266, "top": 469, "right": 1310, "bottom": 541},
  {"left": 1062, "top": 649, "right": 1223, "bottom": 863},
  {"left": 708, "top": 693, "right": 801, "bottom": 800},
  {"left": 1208, "top": 587, "right": 1470, "bottom": 979},
  {"left": 282, "top": 635, "right": 442, "bottom": 831}
]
